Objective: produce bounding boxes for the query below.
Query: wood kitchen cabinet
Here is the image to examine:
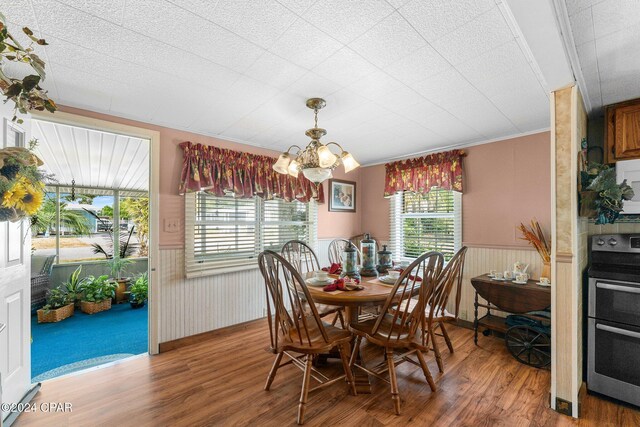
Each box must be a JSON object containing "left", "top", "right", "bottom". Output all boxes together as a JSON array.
[{"left": 605, "top": 98, "right": 640, "bottom": 163}]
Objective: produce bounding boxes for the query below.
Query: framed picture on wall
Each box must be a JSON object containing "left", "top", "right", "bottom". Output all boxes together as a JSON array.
[{"left": 328, "top": 179, "right": 356, "bottom": 213}]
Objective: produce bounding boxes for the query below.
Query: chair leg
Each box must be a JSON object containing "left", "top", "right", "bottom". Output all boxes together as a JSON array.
[
  {"left": 415, "top": 349, "right": 437, "bottom": 392},
  {"left": 265, "top": 351, "right": 284, "bottom": 391},
  {"left": 330, "top": 312, "right": 339, "bottom": 326},
  {"left": 349, "top": 335, "right": 362, "bottom": 368},
  {"left": 386, "top": 348, "right": 401, "bottom": 415},
  {"left": 339, "top": 343, "right": 357, "bottom": 396},
  {"left": 297, "top": 355, "right": 313, "bottom": 425},
  {"left": 440, "top": 321, "right": 454, "bottom": 353},
  {"left": 337, "top": 309, "right": 345, "bottom": 329},
  {"left": 430, "top": 328, "right": 444, "bottom": 373}
]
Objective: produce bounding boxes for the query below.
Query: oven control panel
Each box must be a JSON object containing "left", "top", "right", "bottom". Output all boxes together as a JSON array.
[{"left": 592, "top": 234, "right": 640, "bottom": 252}]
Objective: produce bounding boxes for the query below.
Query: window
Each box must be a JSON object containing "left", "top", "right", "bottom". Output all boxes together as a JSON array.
[
  {"left": 185, "top": 193, "right": 317, "bottom": 277},
  {"left": 32, "top": 187, "right": 149, "bottom": 263},
  {"left": 390, "top": 189, "right": 461, "bottom": 261}
]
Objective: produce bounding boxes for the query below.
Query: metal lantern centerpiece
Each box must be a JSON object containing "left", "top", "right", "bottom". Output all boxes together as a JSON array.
[
  {"left": 272, "top": 98, "right": 360, "bottom": 184},
  {"left": 376, "top": 245, "right": 393, "bottom": 274},
  {"left": 359, "top": 233, "right": 378, "bottom": 277},
  {"left": 341, "top": 241, "right": 360, "bottom": 281}
]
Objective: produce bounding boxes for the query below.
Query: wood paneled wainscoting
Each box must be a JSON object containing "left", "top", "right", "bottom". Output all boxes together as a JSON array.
[
  {"left": 157, "top": 248, "right": 268, "bottom": 344},
  {"left": 448, "top": 245, "right": 545, "bottom": 323},
  {"left": 157, "top": 239, "right": 344, "bottom": 345}
]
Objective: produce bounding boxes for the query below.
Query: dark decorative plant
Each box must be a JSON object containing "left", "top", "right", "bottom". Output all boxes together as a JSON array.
[
  {"left": 585, "top": 166, "right": 634, "bottom": 224},
  {"left": 129, "top": 272, "right": 148, "bottom": 306},
  {"left": 81, "top": 275, "right": 116, "bottom": 303},
  {"left": 0, "top": 13, "right": 57, "bottom": 123},
  {"left": 42, "top": 286, "right": 71, "bottom": 313}
]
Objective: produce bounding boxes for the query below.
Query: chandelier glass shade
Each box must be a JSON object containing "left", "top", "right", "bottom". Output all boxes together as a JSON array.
[{"left": 272, "top": 98, "right": 360, "bottom": 184}]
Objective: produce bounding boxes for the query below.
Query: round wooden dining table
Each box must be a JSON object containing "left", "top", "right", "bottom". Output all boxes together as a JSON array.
[
  {"left": 304, "top": 273, "right": 395, "bottom": 322},
  {"left": 304, "top": 273, "right": 396, "bottom": 393}
]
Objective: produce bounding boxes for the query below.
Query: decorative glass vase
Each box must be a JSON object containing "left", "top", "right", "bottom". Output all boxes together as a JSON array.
[{"left": 359, "top": 233, "right": 378, "bottom": 277}]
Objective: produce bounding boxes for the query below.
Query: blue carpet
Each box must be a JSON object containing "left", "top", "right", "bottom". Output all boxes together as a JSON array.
[{"left": 31, "top": 303, "right": 148, "bottom": 380}]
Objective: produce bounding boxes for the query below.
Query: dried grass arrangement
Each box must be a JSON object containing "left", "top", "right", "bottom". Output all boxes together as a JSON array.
[{"left": 518, "top": 220, "right": 551, "bottom": 278}]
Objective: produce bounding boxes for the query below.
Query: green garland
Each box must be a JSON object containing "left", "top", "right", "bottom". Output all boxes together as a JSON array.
[{"left": 0, "top": 12, "right": 57, "bottom": 123}]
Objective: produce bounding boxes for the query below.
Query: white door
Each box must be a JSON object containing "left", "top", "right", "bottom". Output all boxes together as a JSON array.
[{"left": 0, "top": 109, "right": 32, "bottom": 423}]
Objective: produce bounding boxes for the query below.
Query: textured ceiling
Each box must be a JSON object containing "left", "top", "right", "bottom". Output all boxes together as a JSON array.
[
  {"left": 565, "top": 0, "right": 640, "bottom": 112},
  {"left": 33, "top": 120, "right": 150, "bottom": 191},
  {"left": 5, "top": 0, "right": 550, "bottom": 164}
]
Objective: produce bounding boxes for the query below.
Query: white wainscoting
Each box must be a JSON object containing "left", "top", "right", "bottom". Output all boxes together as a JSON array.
[
  {"left": 158, "top": 240, "right": 347, "bottom": 343},
  {"left": 450, "top": 246, "right": 545, "bottom": 322},
  {"left": 158, "top": 248, "right": 266, "bottom": 343},
  {"left": 157, "top": 244, "right": 543, "bottom": 344}
]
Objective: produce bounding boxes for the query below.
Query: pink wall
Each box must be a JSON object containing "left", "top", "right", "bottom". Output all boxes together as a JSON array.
[
  {"left": 58, "top": 106, "right": 361, "bottom": 248},
  {"left": 317, "top": 169, "right": 362, "bottom": 239},
  {"left": 359, "top": 132, "right": 551, "bottom": 248},
  {"left": 360, "top": 164, "right": 389, "bottom": 241},
  {"left": 462, "top": 132, "right": 551, "bottom": 247}
]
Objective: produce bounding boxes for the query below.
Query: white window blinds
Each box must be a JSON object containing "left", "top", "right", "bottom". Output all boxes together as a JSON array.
[
  {"left": 389, "top": 189, "right": 462, "bottom": 261},
  {"left": 185, "top": 193, "right": 317, "bottom": 277}
]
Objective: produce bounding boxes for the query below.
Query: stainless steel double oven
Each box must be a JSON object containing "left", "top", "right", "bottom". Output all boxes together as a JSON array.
[{"left": 588, "top": 234, "right": 640, "bottom": 407}]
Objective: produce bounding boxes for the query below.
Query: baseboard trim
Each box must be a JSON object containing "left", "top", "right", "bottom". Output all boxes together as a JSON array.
[
  {"left": 455, "top": 319, "right": 475, "bottom": 330},
  {"left": 159, "top": 318, "right": 264, "bottom": 353}
]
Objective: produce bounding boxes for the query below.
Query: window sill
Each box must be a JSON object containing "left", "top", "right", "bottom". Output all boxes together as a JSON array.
[{"left": 185, "top": 262, "right": 260, "bottom": 279}]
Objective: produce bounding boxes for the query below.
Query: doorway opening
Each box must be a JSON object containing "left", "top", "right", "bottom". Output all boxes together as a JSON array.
[{"left": 29, "top": 118, "right": 150, "bottom": 381}]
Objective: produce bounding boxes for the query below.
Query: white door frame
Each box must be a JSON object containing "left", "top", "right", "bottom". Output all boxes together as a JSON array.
[{"left": 31, "top": 111, "right": 161, "bottom": 355}]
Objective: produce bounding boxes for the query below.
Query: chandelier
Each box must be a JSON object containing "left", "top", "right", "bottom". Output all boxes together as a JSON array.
[{"left": 272, "top": 98, "right": 360, "bottom": 184}]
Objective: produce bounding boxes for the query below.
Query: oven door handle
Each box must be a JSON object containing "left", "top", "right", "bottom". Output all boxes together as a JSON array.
[
  {"left": 596, "top": 282, "right": 640, "bottom": 294},
  {"left": 597, "top": 323, "right": 640, "bottom": 339}
]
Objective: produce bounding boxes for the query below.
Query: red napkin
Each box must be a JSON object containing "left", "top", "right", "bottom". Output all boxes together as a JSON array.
[
  {"left": 322, "top": 263, "right": 342, "bottom": 275},
  {"left": 323, "top": 277, "right": 359, "bottom": 292},
  {"left": 398, "top": 269, "right": 422, "bottom": 282}
]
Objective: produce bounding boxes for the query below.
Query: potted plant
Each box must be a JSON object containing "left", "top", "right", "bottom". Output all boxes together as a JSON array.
[
  {"left": 37, "top": 286, "right": 73, "bottom": 323},
  {"left": 80, "top": 275, "right": 116, "bottom": 314},
  {"left": 62, "top": 265, "right": 87, "bottom": 308},
  {"left": 581, "top": 164, "right": 635, "bottom": 224},
  {"left": 129, "top": 272, "right": 148, "bottom": 309},
  {"left": 108, "top": 257, "right": 133, "bottom": 303}
]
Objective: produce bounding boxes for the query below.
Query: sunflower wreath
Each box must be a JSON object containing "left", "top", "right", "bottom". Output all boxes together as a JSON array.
[{"left": 0, "top": 144, "right": 46, "bottom": 222}]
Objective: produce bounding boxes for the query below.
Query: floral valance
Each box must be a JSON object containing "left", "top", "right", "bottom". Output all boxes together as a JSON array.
[
  {"left": 384, "top": 149, "right": 465, "bottom": 197},
  {"left": 178, "top": 141, "right": 324, "bottom": 203}
]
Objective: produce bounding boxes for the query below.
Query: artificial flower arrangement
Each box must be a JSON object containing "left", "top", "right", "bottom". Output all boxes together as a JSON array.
[{"left": 0, "top": 141, "right": 46, "bottom": 222}]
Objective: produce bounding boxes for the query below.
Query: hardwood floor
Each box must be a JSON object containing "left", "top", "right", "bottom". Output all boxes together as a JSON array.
[{"left": 15, "top": 320, "right": 640, "bottom": 426}]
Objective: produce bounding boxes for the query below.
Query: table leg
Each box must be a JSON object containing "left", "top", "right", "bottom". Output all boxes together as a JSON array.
[
  {"left": 474, "top": 291, "right": 479, "bottom": 345},
  {"left": 346, "top": 306, "right": 372, "bottom": 394}
]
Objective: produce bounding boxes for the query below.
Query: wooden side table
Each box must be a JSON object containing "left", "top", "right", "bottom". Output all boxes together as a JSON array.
[{"left": 470, "top": 274, "right": 551, "bottom": 345}]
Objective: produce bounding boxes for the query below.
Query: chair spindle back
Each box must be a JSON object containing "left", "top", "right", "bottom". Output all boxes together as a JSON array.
[
  {"left": 281, "top": 240, "right": 321, "bottom": 274},
  {"left": 328, "top": 239, "right": 361, "bottom": 265},
  {"left": 429, "top": 246, "right": 468, "bottom": 319},
  {"left": 373, "top": 251, "right": 444, "bottom": 344},
  {"left": 258, "top": 250, "right": 329, "bottom": 351}
]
